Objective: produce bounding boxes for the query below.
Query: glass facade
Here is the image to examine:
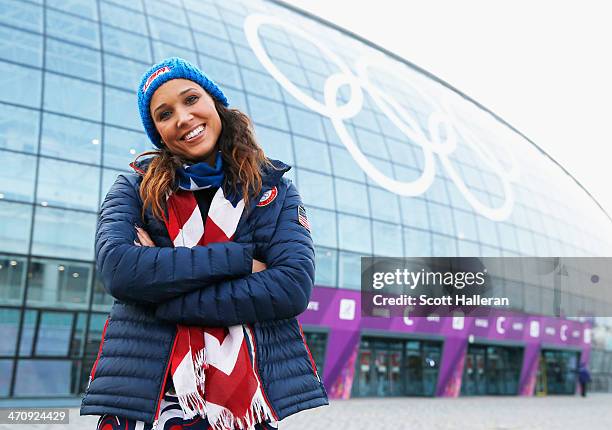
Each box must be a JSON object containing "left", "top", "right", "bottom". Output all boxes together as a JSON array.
[{"left": 0, "top": 0, "right": 611, "bottom": 399}]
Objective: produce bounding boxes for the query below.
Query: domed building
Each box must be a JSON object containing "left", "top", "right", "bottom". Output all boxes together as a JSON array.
[{"left": 0, "top": 0, "right": 610, "bottom": 400}]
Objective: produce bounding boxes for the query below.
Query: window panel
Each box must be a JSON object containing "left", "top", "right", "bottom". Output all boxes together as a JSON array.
[
  {"left": 0, "top": 203, "right": 32, "bottom": 256},
  {"left": 36, "top": 158, "right": 100, "bottom": 211},
  {"left": 372, "top": 221, "right": 402, "bottom": 257},
  {"left": 45, "top": 9, "right": 99, "bottom": 49},
  {"left": 220, "top": 86, "right": 248, "bottom": 115},
  {"left": 248, "top": 94, "right": 289, "bottom": 131},
  {"left": 368, "top": 187, "right": 400, "bottom": 223},
  {"left": 183, "top": 0, "right": 220, "bottom": 19},
  {"left": 431, "top": 233, "right": 456, "bottom": 256},
  {"left": 334, "top": 178, "right": 369, "bottom": 216},
  {"left": 0, "top": 151, "right": 36, "bottom": 203},
  {"left": 353, "top": 125, "right": 386, "bottom": 158},
  {"left": 104, "top": 87, "right": 140, "bottom": 130},
  {"left": 0, "top": 255, "right": 27, "bottom": 306},
  {"left": 34, "top": 312, "right": 73, "bottom": 355},
  {"left": 399, "top": 196, "right": 430, "bottom": 230},
  {"left": 18, "top": 309, "right": 35, "bottom": 356},
  {"left": 338, "top": 251, "right": 362, "bottom": 290},
  {"left": 91, "top": 275, "right": 113, "bottom": 311},
  {"left": 307, "top": 207, "right": 336, "bottom": 248},
  {"left": 146, "top": 0, "right": 186, "bottom": 24},
  {"left": 293, "top": 136, "right": 331, "bottom": 174},
  {"left": 253, "top": 126, "right": 293, "bottom": 165},
  {"left": 338, "top": 213, "right": 371, "bottom": 254},
  {"left": 225, "top": 23, "right": 250, "bottom": 48},
  {"left": 152, "top": 41, "right": 198, "bottom": 66},
  {"left": 99, "top": 1, "right": 147, "bottom": 34},
  {"left": 0, "top": 60, "right": 41, "bottom": 108},
  {"left": 103, "top": 126, "right": 149, "bottom": 170},
  {"left": 40, "top": 113, "right": 102, "bottom": 164},
  {"left": 427, "top": 201, "right": 455, "bottom": 237},
  {"left": 234, "top": 45, "right": 265, "bottom": 72},
  {"left": 103, "top": 0, "right": 143, "bottom": 12},
  {"left": 44, "top": 73, "right": 102, "bottom": 122},
  {"left": 0, "top": 359, "right": 13, "bottom": 395},
  {"left": 296, "top": 169, "right": 334, "bottom": 211},
  {"left": 0, "top": 0, "right": 42, "bottom": 33},
  {"left": 403, "top": 227, "right": 432, "bottom": 257},
  {"left": 0, "top": 308, "right": 19, "bottom": 355},
  {"left": 27, "top": 259, "right": 92, "bottom": 310},
  {"left": 190, "top": 16, "right": 226, "bottom": 39},
  {"left": 103, "top": 54, "right": 147, "bottom": 91},
  {"left": 101, "top": 168, "right": 123, "bottom": 201},
  {"left": 329, "top": 146, "right": 366, "bottom": 183},
  {"left": 45, "top": 38, "right": 101, "bottom": 81},
  {"left": 241, "top": 69, "right": 282, "bottom": 101},
  {"left": 148, "top": 17, "right": 194, "bottom": 50},
  {"left": 194, "top": 33, "right": 235, "bottom": 62},
  {"left": 286, "top": 106, "right": 325, "bottom": 141},
  {"left": 47, "top": 0, "right": 98, "bottom": 20},
  {"left": 314, "top": 246, "right": 336, "bottom": 288},
  {"left": 198, "top": 55, "right": 242, "bottom": 90},
  {"left": 14, "top": 359, "right": 74, "bottom": 396},
  {"left": 32, "top": 207, "right": 97, "bottom": 260},
  {"left": 0, "top": 25, "right": 42, "bottom": 67},
  {"left": 102, "top": 25, "right": 152, "bottom": 63},
  {"left": 0, "top": 104, "right": 40, "bottom": 153}
]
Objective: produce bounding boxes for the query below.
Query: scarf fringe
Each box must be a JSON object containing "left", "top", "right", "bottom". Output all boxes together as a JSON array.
[
  {"left": 208, "top": 391, "right": 275, "bottom": 430},
  {"left": 177, "top": 390, "right": 208, "bottom": 419}
]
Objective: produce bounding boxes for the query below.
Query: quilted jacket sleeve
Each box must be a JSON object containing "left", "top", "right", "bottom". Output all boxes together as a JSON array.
[
  {"left": 96, "top": 174, "right": 254, "bottom": 305},
  {"left": 153, "top": 182, "right": 314, "bottom": 326}
]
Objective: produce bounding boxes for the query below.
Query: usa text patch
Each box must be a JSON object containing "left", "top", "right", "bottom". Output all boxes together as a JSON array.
[{"left": 298, "top": 205, "right": 310, "bottom": 232}]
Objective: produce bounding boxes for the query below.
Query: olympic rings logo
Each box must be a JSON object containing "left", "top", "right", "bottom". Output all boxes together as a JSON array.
[{"left": 244, "top": 13, "right": 520, "bottom": 221}]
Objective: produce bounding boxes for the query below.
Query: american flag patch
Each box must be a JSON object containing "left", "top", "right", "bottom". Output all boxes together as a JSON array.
[{"left": 298, "top": 205, "right": 310, "bottom": 232}]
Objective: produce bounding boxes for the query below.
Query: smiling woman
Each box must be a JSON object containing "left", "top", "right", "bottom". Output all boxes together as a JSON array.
[
  {"left": 149, "top": 80, "right": 222, "bottom": 165},
  {"left": 79, "top": 57, "right": 328, "bottom": 429}
]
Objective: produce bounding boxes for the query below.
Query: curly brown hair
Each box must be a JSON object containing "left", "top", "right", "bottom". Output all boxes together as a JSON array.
[{"left": 134, "top": 98, "right": 274, "bottom": 222}]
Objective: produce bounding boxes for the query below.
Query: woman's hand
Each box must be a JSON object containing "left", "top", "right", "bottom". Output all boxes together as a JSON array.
[
  {"left": 135, "top": 225, "right": 266, "bottom": 272},
  {"left": 252, "top": 259, "right": 267, "bottom": 273},
  {"left": 134, "top": 226, "right": 155, "bottom": 247}
]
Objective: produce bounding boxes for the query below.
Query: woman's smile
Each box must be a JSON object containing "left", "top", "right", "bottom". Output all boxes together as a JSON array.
[{"left": 181, "top": 123, "right": 207, "bottom": 143}]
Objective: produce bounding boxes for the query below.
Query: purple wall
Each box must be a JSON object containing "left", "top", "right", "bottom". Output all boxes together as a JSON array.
[{"left": 298, "top": 286, "right": 593, "bottom": 398}]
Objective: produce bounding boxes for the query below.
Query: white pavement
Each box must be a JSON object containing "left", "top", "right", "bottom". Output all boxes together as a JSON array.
[{"left": 1, "top": 394, "right": 611, "bottom": 430}]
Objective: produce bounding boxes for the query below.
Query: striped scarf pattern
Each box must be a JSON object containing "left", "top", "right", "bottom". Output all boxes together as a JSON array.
[{"left": 163, "top": 187, "right": 275, "bottom": 430}]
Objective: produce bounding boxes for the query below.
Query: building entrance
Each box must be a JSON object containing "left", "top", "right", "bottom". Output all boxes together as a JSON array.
[
  {"left": 352, "top": 337, "right": 442, "bottom": 397},
  {"left": 461, "top": 344, "right": 523, "bottom": 395},
  {"left": 536, "top": 349, "right": 580, "bottom": 395}
]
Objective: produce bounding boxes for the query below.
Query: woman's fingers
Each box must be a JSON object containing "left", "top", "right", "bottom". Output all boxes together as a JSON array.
[
  {"left": 252, "top": 258, "right": 267, "bottom": 273},
  {"left": 135, "top": 226, "right": 155, "bottom": 247}
]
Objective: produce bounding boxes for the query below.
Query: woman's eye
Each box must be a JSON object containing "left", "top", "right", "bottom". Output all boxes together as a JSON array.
[
  {"left": 186, "top": 95, "right": 199, "bottom": 104},
  {"left": 159, "top": 111, "right": 171, "bottom": 120}
]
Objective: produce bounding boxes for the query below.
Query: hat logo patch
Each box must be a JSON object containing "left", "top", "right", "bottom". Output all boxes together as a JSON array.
[
  {"left": 257, "top": 186, "right": 277, "bottom": 207},
  {"left": 143, "top": 66, "right": 171, "bottom": 93}
]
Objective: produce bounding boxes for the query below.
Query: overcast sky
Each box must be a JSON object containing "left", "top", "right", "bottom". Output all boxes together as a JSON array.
[{"left": 285, "top": 0, "right": 612, "bottom": 220}]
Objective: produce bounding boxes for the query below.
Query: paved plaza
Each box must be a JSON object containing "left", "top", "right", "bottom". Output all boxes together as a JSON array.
[{"left": 1, "top": 394, "right": 611, "bottom": 430}]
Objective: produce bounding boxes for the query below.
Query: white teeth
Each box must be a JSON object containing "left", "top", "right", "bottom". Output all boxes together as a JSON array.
[{"left": 184, "top": 125, "right": 205, "bottom": 140}]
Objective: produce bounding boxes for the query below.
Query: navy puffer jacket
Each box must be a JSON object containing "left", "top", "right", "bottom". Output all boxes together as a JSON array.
[{"left": 80, "top": 157, "right": 328, "bottom": 425}]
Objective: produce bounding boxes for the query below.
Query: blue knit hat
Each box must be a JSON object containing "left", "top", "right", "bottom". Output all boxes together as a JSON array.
[{"left": 137, "top": 57, "right": 229, "bottom": 148}]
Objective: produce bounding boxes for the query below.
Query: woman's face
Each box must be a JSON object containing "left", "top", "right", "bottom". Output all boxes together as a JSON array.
[{"left": 150, "top": 78, "right": 222, "bottom": 165}]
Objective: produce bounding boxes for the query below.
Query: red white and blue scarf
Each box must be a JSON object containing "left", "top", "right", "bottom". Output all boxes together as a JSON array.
[{"left": 161, "top": 185, "right": 276, "bottom": 430}]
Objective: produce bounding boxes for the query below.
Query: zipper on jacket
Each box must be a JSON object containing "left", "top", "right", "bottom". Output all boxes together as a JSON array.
[
  {"left": 87, "top": 316, "right": 110, "bottom": 390},
  {"left": 152, "top": 329, "right": 178, "bottom": 430}
]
